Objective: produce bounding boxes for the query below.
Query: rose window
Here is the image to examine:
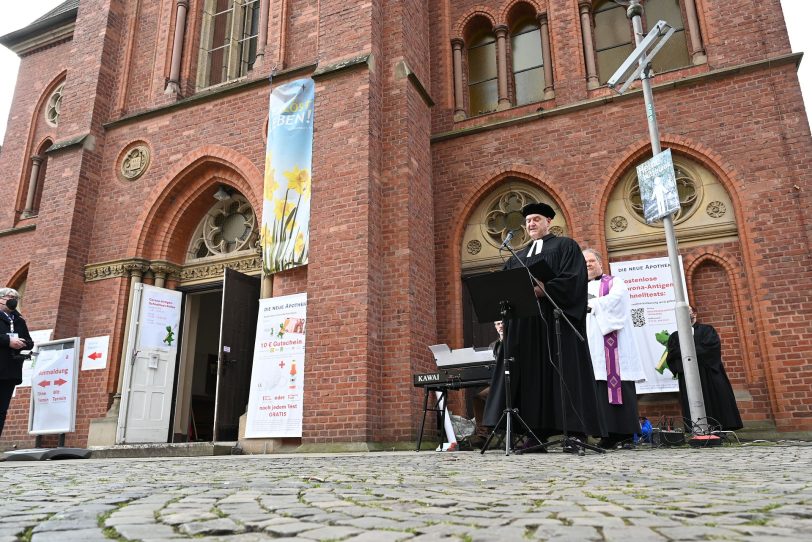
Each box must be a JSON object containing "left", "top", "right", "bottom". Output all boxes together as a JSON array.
[
  {"left": 484, "top": 190, "right": 551, "bottom": 249},
  {"left": 187, "top": 194, "right": 258, "bottom": 260}
]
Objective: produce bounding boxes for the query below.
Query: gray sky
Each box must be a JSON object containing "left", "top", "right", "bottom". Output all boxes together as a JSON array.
[{"left": 0, "top": 0, "right": 810, "bottom": 142}]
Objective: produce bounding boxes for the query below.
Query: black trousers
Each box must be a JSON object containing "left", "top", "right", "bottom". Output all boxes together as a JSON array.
[{"left": 0, "top": 379, "right": 17, "bottom": 438}]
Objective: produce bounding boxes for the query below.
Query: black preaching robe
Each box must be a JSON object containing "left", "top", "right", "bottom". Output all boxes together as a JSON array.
[
  {"left": 482, "top": 234, "right": 605, "bottom": 437},
  {"left": 666, "top": 323, "right": 743, "bottom": 431}
]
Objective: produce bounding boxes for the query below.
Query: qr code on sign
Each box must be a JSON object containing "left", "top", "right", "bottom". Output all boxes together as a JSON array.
[{"left": 631, "top": 308, "right": 646, "bottom": 327}]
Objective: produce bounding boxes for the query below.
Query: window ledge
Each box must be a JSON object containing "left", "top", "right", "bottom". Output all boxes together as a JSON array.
[{"left": 0, "top": 224, "right": 36, "bottom": 238}]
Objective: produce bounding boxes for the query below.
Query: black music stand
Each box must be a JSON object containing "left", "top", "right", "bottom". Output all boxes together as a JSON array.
[{"left": 464, "top": 267, "right": 544, "bottom": 455}]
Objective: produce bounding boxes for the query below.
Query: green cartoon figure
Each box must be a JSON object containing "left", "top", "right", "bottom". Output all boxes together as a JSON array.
[
  {"left": 163, "top": 326, "right": 175, "bottom": 346},
  {"left": 277, "top": 322, "right": 285, "bottom": 339},
  {"left": 654, "top": 329, "right": 671, "bottom": 375}
]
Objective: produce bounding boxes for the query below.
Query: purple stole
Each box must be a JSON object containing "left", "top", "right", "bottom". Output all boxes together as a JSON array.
[{"left": 600, "top": 274, "right": 623, "bottom": 405}]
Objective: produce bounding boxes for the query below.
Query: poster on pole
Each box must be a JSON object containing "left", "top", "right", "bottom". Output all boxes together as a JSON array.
[
  {"left": 637, "top": 148, "right": 680, "bottom": 223},
  {"left": 245, "top": 293, "right": 307, "bottom": 438},
  {"left": 610, "top": 257, "right": 685, "bottom": 394},
  {"left": 29, "top": 337, "right": 80, "bottom": 435},
  {"left": 81, "top": 335, "right": 110, "bottom": 371}
]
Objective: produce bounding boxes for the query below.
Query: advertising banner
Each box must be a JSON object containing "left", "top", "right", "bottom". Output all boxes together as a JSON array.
[
  {"left": 261, "top": 78, "right": 314, "bottom": 274},
  {"left": 245, "top": 293, "right": 307, "bottom": 438},
  {"left": 610, "top": 257, "right": 684, "bottom": 394}
]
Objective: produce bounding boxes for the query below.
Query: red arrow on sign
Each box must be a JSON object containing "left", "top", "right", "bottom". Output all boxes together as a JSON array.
[
  {"left": 38, "top": 380, "right": 51, "bottom": 387},
  {"left": 88, "top": 352, "right": 102, "bottom": 360},
  {"left": 53, "top": 378, "right": 68, "bottom": 386}
]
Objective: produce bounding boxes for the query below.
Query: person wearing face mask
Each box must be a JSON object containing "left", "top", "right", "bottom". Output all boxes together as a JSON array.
[{"left": 0, "top": 288, "right": 34, "bottom": 437}]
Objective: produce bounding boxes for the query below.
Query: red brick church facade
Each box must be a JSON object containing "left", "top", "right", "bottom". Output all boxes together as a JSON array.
[{"left": 0, "top": 0, "right": 810, "bottom": 449}]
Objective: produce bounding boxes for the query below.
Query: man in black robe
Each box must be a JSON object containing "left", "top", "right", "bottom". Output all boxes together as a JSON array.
[
  {"left": 666, "top": 306, "right": 743, "bottom": 431},
  {"left": 483, "top": 202, "right": 605, "bottom": 445}
]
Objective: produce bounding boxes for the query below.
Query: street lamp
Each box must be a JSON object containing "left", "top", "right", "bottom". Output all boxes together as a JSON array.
[{"left": 608, "top": 0, "right": 708, "bottom": 435}]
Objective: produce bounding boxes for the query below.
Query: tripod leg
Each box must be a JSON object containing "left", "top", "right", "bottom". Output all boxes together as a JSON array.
[{"left": 480, "top": 409, "right": 510, "bottom": 455}]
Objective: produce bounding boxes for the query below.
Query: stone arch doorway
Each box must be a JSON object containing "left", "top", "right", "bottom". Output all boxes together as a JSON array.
[
  {"left": 460, "top": 179, "right": 567, "bottom": 348},
  {"left": 172, "top": 189, "right": 262, "bottom": 443},
  {"left": 116, "top": 155, "right": 263, "bottom": 445}
]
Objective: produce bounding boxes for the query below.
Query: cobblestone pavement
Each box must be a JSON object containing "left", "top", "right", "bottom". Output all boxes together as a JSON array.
[{"left": 1, "top": 443, "right": 811, "bottom": 541}]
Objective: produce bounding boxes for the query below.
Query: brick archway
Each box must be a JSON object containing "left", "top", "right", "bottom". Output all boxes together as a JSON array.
[
  {"left": 129, "top": 146, "right": 262, "bottom": 262},
  {"left": 441, "top": 165, "right": 572, "bottom": 349}
]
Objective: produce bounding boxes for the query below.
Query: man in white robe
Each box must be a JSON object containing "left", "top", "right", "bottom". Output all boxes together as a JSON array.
[{"left": 583, "top": 249, "right": 647, "bottom": 449}]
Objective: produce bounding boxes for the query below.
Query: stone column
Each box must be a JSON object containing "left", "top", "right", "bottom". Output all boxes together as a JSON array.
[
  {"left": 22, "top": 155, "right": 43, "bottom": 218},
  {"left": 451, "top": 38, "right": 466, "bottom": 120},
  {"left": 538, "top": 13, "right": 555, "bottom": 100},
  {"left": 683, "top": 0, "right": 706, "bottom": 64},
  {"left": 149, "top": 261, "right": 179, "bottom": 288},
  {"left": 579, "top": 1, "right": 600, "bottom": 90},
  {"left": 495, "top": 25, "right": 511, "bottom": 110},
  {"left": 255, "top": 0, "right": 270, "bottom": 64},
  {"left": 165, "top": 0, "right": 189, "bottom": 95}
]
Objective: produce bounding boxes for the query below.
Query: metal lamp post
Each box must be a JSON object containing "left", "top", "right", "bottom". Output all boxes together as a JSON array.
[{"left": 610, "top": 0, "right": 708, "bottom": 434}]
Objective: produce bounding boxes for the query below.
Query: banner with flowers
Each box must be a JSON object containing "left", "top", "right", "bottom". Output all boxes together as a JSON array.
[{"left": 261, "top": 78, "right": 314, "bottom": 274}]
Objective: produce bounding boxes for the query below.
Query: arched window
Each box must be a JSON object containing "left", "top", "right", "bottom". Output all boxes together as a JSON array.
[
  {"left": 197, "top": 0, "right": 260, "bottom": 89},
  {"left": 592, "top": 0, "right": 693, "bottom": 85},
  {"left": 510, "top": 17, "right": 544, "bottom": 106},
  {"left": 605, "top": 155, "right": 738, "bottom": 254},
  {"left": 467, "top": 28, "right": 498, "bottom": 116},
  {"left": 594, "top": 0, "right": 634, "bottom": 85},
  {"left": 645, "top": 0, "right": 691, "bottom": 73}
]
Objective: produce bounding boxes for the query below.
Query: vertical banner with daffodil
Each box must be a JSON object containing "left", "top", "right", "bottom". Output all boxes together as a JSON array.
[{"left": 262, "top": 78, "right": 314, "bottom": 274}]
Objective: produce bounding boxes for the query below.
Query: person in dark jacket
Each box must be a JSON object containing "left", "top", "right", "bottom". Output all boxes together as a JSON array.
[
  {"left": 0, "top": 288, "right": 34, "bottom": 437},
  {"left": 666, "top": 306, "right": 743, "bottom": 431}
]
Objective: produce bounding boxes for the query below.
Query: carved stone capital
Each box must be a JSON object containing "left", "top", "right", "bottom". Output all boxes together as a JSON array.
[
  {"left": 150, "top": 260, "right": 181, "bottom": 279},
  {"left": 450, "top": 38, "right": 464, "bottom": 50},
  {"left": 179, "top": 253, "right": 262, "bottom": 285},
  {"left": 84, "top": 258, "right": 153, "bottom": 282},
  {"left": 494, "top": 25, "right": 508, "bottom": 38}
]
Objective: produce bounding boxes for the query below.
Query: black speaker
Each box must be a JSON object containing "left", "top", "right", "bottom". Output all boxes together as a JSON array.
[{"left": 659, "top": 430, "right": 686, "bottom": 446}]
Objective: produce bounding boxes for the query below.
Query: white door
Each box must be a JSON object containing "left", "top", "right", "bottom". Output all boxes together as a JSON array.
[{"left": 117, "top": 283, "right": 183, "bottom": 443}]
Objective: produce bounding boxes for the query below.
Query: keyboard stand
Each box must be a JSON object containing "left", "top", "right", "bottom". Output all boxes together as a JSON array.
[{"left": 416, "top": 385, "right": 448, "bottom": 452}]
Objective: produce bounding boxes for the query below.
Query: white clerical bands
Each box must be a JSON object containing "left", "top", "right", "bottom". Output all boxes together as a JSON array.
[{"left": 526, "top": 239, "right": 543, "bottom": 258}]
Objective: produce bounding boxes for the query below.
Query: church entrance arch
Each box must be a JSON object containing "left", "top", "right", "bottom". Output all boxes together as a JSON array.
[
  {"left": 460, "top": 179, "right": 567, "bottom": 349},
  {"left": 118, "top": 187, "right": 262, "bottom": 444}
]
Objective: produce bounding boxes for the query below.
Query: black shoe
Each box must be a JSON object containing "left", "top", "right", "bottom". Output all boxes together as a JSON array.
[
  {"left": 517, "top": 437, "right": 547, "bottom": 454},
  {"left": 597, "top": 437, "right": 616, "bottom": 449}
]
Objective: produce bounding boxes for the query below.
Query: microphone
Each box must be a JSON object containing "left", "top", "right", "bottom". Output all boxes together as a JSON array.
[{"left": 500, "top": 229, "right": 518, "bottom": 249}]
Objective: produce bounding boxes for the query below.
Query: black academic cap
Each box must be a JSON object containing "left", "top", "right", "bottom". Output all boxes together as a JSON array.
[{"left": 521, "top": 202, "right": 555, "bottom": 219}]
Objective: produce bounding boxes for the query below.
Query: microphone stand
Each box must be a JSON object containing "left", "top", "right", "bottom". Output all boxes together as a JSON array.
[{"left": 501, "top": 237, "right": 604, "bottom": 456}]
